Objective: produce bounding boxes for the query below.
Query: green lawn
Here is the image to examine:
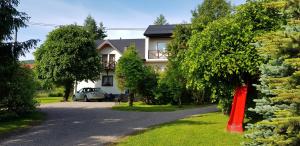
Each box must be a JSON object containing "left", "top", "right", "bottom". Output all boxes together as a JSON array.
[
  {"left": 117, "top": 112, "right": 245, "bottom": 146},
  {"left": 0, "top": 112, "right": 45, "bottom": 135},
  {"left": 35, "top": 97, "right": 63, "bottom": 104},
  {"left": 112, "top": 102, "right": 207, "bottom": 112}
]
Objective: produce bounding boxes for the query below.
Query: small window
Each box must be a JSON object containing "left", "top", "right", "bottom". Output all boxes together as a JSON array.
[
  {"left": 102, "top": 54, "right": 108, "bottom": 63},
  {"left": 109, "top": 54, "right": 115, "bottom": 62},
  {"left": 102, "top": 75, "right": 113, "bottom": 86}
]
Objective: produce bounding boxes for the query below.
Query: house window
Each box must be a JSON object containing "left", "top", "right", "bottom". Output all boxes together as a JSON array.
[
  {"left": 102, "top": 54, "right": 115, "bottom": 62},
  {"left": 102, "top": 75, "right": 113, "bottom": 86},
  {"left": 148, "top": 42, "right": 168, "bottom": 59},
  {"left": 102, "top": 54, "right": 108, "bottom": 63},
  {"left": 102, "top": 54, "right": 116, "bottom": 70},
  {"left": 157, "top": 42, "right": 167, "bottom": 51},
  {"left": 109, "top": 54, "right": 115, "bottom": 62}
]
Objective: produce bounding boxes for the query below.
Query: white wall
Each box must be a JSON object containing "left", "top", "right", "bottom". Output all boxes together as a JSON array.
[
  {"left": 76, "top": 72, "right": 123, "bottom": 94},
  {"left": 99, "top": 47, "right": 122, "bottom": 61},
  {"left": 96, "top": 72, "right": 123, "bottom": 94},
  {"left": 75, "top": 46, "right": 123, "bottom": 94},
  {"left": 145, "top": 61, "right": 167, "bottom": 72}
]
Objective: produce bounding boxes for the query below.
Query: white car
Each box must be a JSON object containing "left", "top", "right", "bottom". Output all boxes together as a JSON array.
[{"left": 73, "top": 88, "right": 106, "bottom": 102}]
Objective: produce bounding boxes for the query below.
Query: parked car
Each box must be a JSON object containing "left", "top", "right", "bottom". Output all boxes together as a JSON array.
[{"left": 73, "top": 88, "right": 106, "bottom": 102}]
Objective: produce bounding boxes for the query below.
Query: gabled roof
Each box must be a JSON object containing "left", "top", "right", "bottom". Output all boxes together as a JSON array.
[
  {"left": 144, "top": 24, "right": 176, "bottom": 37},
  {"left": 96, "top": 39, "right": 145, "bottom": 59}
]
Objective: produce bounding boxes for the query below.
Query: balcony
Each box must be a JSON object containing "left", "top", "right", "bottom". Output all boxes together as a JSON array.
[
  {"left": 102, "top": 61, "right": 116, "bottom": 71},
  {"left": 148, "top": 50, "right": 168, "bottom": 59}
]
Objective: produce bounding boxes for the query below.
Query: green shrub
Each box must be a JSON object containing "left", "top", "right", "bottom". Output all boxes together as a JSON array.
[
  {"left": 154, "top": 78, "right": 173, "bottom": 105},
  {"left": 0, "top": 67, "right": 37, "bottom": 118},
  {"left": 48, "top": 92, "right": 63, "bottom": 97},
  {"left": 46, "top": 87, "right": 64, "bottom": 97},
  {"left": 137, "top": 66, "right": 158, "bottom": 104}
]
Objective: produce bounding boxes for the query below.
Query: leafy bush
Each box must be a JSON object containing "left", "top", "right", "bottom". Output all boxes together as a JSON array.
[
  {"left": 48, "top": 92, "right": 63, "bottom": 97},
  {"left": 137, "top": 66, "right": 158, "bottom": 104},
  {"left": 154, "top": 72, "right": 194, "bottom": 105},
  {"left": 47, "top": 87, "right": 64, "bottom": 97},
  {"left": 154, "top": 75, "right": 173, "bottom": 105},
  {"left": 0, "top": 66, "right": 37, "bottom": 117}
]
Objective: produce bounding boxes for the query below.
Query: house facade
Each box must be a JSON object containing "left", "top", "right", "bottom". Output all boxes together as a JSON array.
[{"left": 75, "top": 25, "right": 176, "bottom": 95}]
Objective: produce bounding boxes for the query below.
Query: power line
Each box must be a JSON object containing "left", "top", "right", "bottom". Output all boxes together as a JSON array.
[
  {"left": 28, "top": 21, "right": 146, "bottom": 30},
  {"left": 29, "top": 22, "right": 60, "bottom": 27},
  {"left": 106, "top": 28, "right": 146, "bottom": 30}
]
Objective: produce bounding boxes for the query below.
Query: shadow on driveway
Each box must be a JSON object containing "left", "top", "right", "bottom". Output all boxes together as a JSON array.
[{"left": 0, "top": 102, "right": 218, "bottom": 146}]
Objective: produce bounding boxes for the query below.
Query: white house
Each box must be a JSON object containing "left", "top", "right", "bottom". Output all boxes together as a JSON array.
[{"left": 75, "top": 24, "right": 176, "bottom": 95}]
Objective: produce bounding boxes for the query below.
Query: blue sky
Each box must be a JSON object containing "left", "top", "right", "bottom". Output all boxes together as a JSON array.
[{"left": 18, "top": 0, "right": 245, "bottom": 60}]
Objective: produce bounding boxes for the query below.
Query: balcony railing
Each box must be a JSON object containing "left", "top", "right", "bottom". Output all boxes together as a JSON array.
[
  {"left": 102, "top": 61, "right": 116, "bottom": 70},
  {"left": 148, "top": 50, "right": 168, "bottom": 59}
]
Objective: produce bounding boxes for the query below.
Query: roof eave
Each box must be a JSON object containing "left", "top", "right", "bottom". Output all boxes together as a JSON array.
[{"left": 144, "top": 33, "right": 173, "bottom": 38}]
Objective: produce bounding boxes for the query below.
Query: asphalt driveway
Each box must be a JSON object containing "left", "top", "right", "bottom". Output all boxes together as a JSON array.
[{"left": 0, "top": 102, "right": 218, "bottom": 146}]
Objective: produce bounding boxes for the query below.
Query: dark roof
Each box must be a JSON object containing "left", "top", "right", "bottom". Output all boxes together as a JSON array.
[
  {"left": 144, "top": 25, "right": 176, "bottom": 37},
  {"left": 96, "top": 39, "right": 145, "bottom": 59}
]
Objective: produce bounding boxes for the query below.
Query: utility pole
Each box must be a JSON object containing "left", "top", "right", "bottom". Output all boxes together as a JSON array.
[
  {"left": 14, "top": 27, "right": 18, "bottom": 43},
  {"left": 12, "top": 27, "right": 18, "bottom": 60}
]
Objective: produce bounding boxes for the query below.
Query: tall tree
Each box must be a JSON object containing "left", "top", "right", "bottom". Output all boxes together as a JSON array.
[
  {"left": 83, "top": 15, "right": 107, "bottom": 40},
  {"left": 183, "top": 0, "right": 286, "bottom": 114},
  {"left": 154, "top": 14, "right": 168, "bottom": 25},
  {"left": 191, "top": 0, "right": 231, "bottom": 30},
  {"left": 0, "top": 0, "right": 38, "bottom": 115},
  {"left": 137, "top": 66, "right": 157, "bottom": 104},
  {"left": 164, "top": 24, "right": 193, "bottom": 106},
  {"left": 245, "top": 1, "right": 300, "bottom": 145},
  {"left": 35, "top": 25, "right": 102, "bottom": 101},
  {"left": 162, "top": 0, "right": 231, "bottom": 106},
  {"left": 115, "top": 45, "right": 145, "bottom": 106}
]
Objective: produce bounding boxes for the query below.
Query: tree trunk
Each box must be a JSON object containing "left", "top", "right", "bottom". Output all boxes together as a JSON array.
[
  {"left": 178, "top": 97, "right": 182, "bottom": 108},
  {"left": 63, "top": 80, "right": 73, "bottom": 101},
  {"left": 201, "top": 89, "right": 205, "bottom": 104},
  {"left": 128, "top": 92, "right": 134, "bottom": 106}
]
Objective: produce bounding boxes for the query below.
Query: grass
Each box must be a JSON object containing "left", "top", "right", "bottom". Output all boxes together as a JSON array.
[
  {"left": 0, "top": 111, "right": 45, "bottom": 135},
  {"left": 112, "top": 102, "right": 207, "bottom": 112},
  {"left": 116, "top": 112, "right": 245, "bottom": 146},
  {"left": 35, "top": 97, "right": 63, "bottom": 104}
]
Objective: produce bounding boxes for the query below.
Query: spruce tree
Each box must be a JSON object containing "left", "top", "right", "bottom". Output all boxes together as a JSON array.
[
  {"left": 83, "top": 15, "right": 107, "bottom": 40},
  {"left": 153, "top": 14, "right": 168, "bottom": 25},
  {"left": 245, "top": 0, "right": 300, "bottom": 145},
  {"left": 0, "top": 0, "right": 38, "bottom": 115}
]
